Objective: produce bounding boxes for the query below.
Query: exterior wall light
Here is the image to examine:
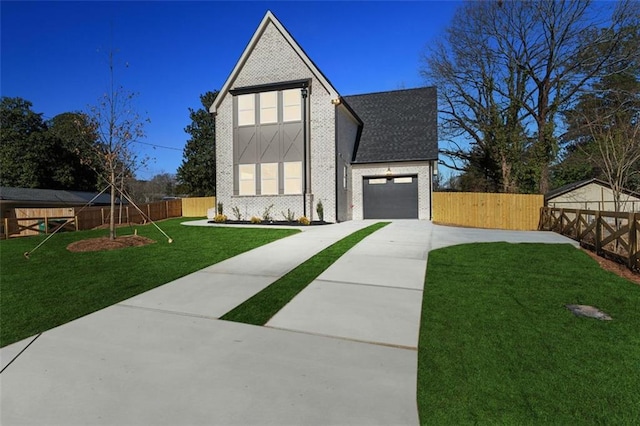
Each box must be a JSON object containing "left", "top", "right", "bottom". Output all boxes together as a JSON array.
[
  {"left": 331, "top": 98, "right": 341, "bottom": 105},
  {"left": 385, "top": 167, "right": 393, "bottom": 178}
]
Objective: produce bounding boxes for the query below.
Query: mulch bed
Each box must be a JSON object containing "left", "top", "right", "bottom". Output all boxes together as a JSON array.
[
  {"left": 209, "top": 220, "right": 330, "bottom": 226},
  {"left": 582, "top": 248, "right": 640, "bottom": 286},
  {"left": 67, "top": 235, "right": 156, "bottom": 253}
]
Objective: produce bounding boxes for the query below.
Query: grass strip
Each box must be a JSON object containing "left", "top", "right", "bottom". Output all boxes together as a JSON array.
[
  {"left": 418, "top": 242, "right": 640, "bottom": 425},
  {"left": 0, "top": 219, "right": 298, "bottom": 347},
  {"left": 221, "top": 222, "right": 389, "bottom": 325}
]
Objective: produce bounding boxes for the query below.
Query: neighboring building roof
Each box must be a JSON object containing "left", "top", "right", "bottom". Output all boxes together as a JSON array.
[
  {"left": 344, "top": 87, "right": 438, "bottom": 163},
  {"left": 0, "top": 187, "right": 117, "bottom": 206},
  {"left": 545, "top": 178, "right": 640, "bottom": 202},
  {"left": 210, "top": 10, "right": 340, "bottom": 114}
]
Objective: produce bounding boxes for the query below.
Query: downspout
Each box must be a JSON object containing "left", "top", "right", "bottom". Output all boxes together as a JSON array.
[
  {"left": 334, "top": 108, "right": 339, "bottom": 222},
  {"left": 301, "top": 86, "right": 309, "bottom": 218},
  {"left": 429, "top": 161, "right": 434, "bottom": 220}
]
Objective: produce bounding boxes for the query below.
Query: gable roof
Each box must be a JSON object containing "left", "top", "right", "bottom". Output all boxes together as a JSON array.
[
  {"left": 343, "top": 87, "right": 438, "bottom": 163},
  {"left": 0, "top": 187, "right": 117, "bottom": 206},
  {"left": 210, "top": 11, "right": 340, "bottom": 114},
  {"left": 545, "top": 178, "right": 640, "bottom": 202}
]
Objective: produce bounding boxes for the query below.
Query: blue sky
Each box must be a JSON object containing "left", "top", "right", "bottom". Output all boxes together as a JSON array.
[{"left": 2, "top": 1, "right": 461, "bottom": 180}]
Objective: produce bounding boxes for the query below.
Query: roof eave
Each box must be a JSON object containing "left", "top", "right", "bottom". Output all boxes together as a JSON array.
[{"left": 352, "top": 157, "right": 438, "bottom": 165}]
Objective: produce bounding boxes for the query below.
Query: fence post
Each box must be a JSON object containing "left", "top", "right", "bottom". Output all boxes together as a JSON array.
[
  {"left": 75, "top": 215, "right": 79, "bottom": 231},
  {"left": 4, "top": 218, "right": 8, "bottom": 239},
  {"left": 44, "top": 214, "right": 49, "bottom": 235},
  {"left": 595, "top": 211, "right": 602, "bottom": 254},
  {"left": 629, "top": 212, "right": 637, "bottom": 270},
  {"left": 559, "top": 208, "right": 564, "bottom": 233},
  {"left": 576, "top": 209, "right": 581, "bottom": 241}
]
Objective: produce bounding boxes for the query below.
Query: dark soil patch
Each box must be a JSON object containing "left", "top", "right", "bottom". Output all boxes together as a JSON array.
[
  {"left": 582, "top": 248, "right": 640, "bottom": 286},
  {"left": 67, "top": 235, "right": 156, "bottom": 253}
]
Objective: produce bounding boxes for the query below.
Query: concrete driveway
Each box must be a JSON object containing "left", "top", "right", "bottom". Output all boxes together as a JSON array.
[{"left": 0, "top": 220, "right": 576, "bottom": 425}]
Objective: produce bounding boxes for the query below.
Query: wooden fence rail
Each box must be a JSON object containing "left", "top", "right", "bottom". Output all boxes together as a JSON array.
[{"left": 539, "top": 207, "right": 639, "bottom": 271}]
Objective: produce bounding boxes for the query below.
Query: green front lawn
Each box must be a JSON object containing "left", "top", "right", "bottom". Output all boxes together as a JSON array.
[
  {"left": 0, "top": 219, "right": 298, "bottom": 347},
  {"left": 419, "top": 243, "right": 640, "bottom": 424}
]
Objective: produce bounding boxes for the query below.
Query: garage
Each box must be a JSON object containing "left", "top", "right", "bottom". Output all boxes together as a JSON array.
[{"left": 363, "top": 175, "right": 418, "bottom": 219}]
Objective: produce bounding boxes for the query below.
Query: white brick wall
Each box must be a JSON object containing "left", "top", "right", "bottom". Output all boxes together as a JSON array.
[
  {"left": 351, "top": 162, "right": 433, "bottom": 220},
  {"left": 335, "top": 108, "right": 359, "bottom": 221},
  {"left": 216, "top": 21, "right": 338, "bottom": 222}
]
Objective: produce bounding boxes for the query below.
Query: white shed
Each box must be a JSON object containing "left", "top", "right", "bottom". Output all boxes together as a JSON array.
[{"left": 545, "top": 178, "right": 640, "bottom": 212}]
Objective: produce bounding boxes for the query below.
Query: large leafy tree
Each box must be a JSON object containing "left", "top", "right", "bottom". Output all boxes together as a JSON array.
[
  {"left": 0, "top": 97, "right": 50, "bottom": 188},
  {"left": 46, "top": 112, "right": 101, "bottom": 191},
  {"left": 177, "top": 91, "right": 218, "bottom": 196},
  {"left": 0, "top": 97, "right": 101, "bottom": 190},
  {"left": 422, "top": 0, "right": 639, "bottom": 194}
]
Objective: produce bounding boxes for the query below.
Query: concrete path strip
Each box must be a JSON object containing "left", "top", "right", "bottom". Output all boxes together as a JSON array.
[
  {"left": 1, "top": 219, "right": 578, "bottom": 425},
  {"left": 120, "top": 220, "right": 372, "bottom": 319},
  {"left": 266, "top": 221, "right": 578, "bottom": 349},
  {"left": 1, "top": 305, "right": 418, "bottom": 425},
  {"left": 267, "top": 221, "right": 432, "bottom": 348}
]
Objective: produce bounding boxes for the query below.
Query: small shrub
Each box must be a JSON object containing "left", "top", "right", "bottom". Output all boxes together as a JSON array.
[
  {"left": 217, "top": 202, "right": 223, "bottom": 215},
  {"left": 262, "top": 204, "right": 274, "bottom": 221},
  {"left": 250, "top": 216, "right": 262, "bottom": 224},
  {"left": 298, "top": 216, "right": 310, "bottom": 225},
  {"left": 316, "top": 200, "right": 324, "bottom": 222},
  {"left": 231, "top": 206, "right": 242, "bottom": 221},
  {"left": 213, "top": 214, "right": 227, "bottom": 223},
  {"left": 281, "top": 209, "right": 296, "bottom": 222}
]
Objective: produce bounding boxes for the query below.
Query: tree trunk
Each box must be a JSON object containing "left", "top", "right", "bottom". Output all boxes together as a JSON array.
[
  {"left": 539, "top": 163, "right": 550, "bottom": 195},
  {"left": 500, "top": 154, "right": 515, "bottom": 193},
  {"left": 109, "top": 168, "right": 116, "bottom": 240}
]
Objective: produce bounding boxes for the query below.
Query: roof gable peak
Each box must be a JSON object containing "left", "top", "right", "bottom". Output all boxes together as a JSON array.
[{"left": 210, "top": 10, "right": 339, "bottom": 114}]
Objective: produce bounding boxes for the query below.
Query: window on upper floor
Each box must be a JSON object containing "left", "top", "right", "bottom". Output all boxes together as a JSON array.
[
  {"left": 282, "top": 89, "right": 301, "bottom": 122},
  {"left": 260, "top": 91, "right": 278, "bottom": 124},
  {"left": 237, "top": 89, "right": 302, "bottom": 126},
  {"left": 237, "top": 94, "right": 255, "bottom": 126}
]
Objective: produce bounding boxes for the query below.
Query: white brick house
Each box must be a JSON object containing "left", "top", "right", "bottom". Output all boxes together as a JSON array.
[{"left": 210, "top": 11, "right": 438, "bottom": 222}]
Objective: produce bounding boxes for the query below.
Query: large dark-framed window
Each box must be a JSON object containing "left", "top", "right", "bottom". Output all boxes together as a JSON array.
[{"left": 232, "top": 80, "right": 309, "bottom": 196}]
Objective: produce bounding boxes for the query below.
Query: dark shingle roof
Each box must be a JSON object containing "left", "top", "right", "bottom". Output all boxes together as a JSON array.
[
  {"left": 0, "top": 187, "right": 116, "bottom": 205},
  {"left": 343, "top": 87, "right": 438, "bottom": 163}
]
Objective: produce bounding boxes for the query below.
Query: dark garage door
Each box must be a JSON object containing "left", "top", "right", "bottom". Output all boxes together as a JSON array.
[{"left": 363, "top": 176, "right": 418, "bottom": 219}]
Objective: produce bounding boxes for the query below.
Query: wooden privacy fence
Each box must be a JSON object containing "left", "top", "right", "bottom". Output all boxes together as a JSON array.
[
  {"left": 74, "top": 198, "right": 183, "bottom": 230},
  {"left": 181, "top": 196, "right": 216, "bottom": 217},
  {"left": 2, "top": 199, "right": 183, "bottom": 239},
  {"left": 539, "top": 207, "right": 639, "bottom": 271},
  {"left": 432, "top": 192, "right": 544, "bottom": 231}
]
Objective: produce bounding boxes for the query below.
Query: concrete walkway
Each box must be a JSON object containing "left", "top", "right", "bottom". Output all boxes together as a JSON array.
[{"left": 0, "top": 220, "right": 577, "bottom": 425}]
